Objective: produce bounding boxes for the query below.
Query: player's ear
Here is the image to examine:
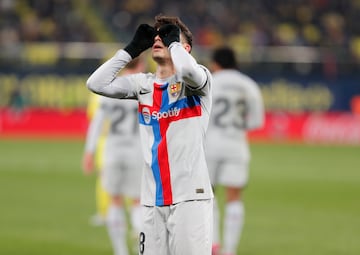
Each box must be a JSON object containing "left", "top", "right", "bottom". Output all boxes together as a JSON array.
[
  {"left": 180, "top": 33, "right": 192, "bottom": 53},
  {"left": 182, "top": 42, "right": 191, "bottom": 53}
]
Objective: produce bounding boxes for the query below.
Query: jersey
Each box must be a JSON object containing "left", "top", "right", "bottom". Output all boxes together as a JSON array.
[
  {"left": 85, "top": 96, "right": 140, "bottom": 155},
  {"left": 84, "top": 95, "right": 143, "bottom": 197},
  {"left": 87, "top": 46, "right": 214, "bottom": 207},
  {"left": 206, "top": 70, "right": 264, "bottom": 185}
]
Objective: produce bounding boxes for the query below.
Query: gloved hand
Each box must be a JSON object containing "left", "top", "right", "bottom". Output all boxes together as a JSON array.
[
  {"left": 124, "top": 24, "right": 156, "bottom": 58},
  {"left": 158, "top": 24, "right": 180, "bottom": 47}
]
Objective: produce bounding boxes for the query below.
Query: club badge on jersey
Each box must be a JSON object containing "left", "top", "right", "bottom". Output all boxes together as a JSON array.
[{"left": 170, "top": 82, "right": 181, "bottom": 97}]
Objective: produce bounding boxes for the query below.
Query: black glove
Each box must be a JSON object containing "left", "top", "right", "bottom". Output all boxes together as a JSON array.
[
  {"left": 124, "top": 24, "right": 156, "bottom": 58},
  {"left": 158, "top": 24, "right": 180, "bottom": 47}
]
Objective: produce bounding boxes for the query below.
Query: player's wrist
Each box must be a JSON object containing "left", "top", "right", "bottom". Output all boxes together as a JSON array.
[
  {"left": 168, "top": 41, "right": 181, "bottom": 51},
  {"left": 124, "top": 44, "right": 140, "bottom": 59}
]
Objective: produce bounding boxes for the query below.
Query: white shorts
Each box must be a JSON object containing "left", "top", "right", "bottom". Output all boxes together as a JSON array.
[
  {"left": 101, "top": 152, "right": 142, "bottom": 198},
  {"left": 207, "top": 157, "right": 249, "bottom": 188},
  {"left": 139, "top": 199, "right": 213, "bottom": 255}
]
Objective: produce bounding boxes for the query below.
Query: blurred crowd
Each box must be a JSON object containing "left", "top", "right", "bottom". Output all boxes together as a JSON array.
[
  {"left": 0, "top": 0, "right": 93, "bottom": 44},
  {"left": 1, "top": 0, "right": 360, "bottom": 61},
  {"left": 95, "top": 0, "right": 360, "bottom": 48}
]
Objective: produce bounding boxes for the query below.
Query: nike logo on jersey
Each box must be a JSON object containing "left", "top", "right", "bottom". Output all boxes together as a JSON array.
[{"left": 139, "top": 90, "right": 151, "bottom": 95}]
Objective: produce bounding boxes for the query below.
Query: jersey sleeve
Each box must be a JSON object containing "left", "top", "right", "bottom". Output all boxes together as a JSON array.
[
  {"left": 245, "top": 80, "right": 265, "bottom": 130},
  {"left": 86, "top": 50, "right": 138, "bottom": 99},
  {"left": 169, "top": 42, "right": 209, "bottom": 91}
]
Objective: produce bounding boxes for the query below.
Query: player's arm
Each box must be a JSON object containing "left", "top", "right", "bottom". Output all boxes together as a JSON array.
[
  {"left": 158, "top": 24, "right": 209, "bottom": 90},
  {"left": 87, "top": 24, "right": 155, "bottom": 98},
  {"left": 86, "top": 50, "right": 135, "bottom": 98},
  {"left": 82, "top": 101, "right": 106, "bottom": 175},
  {"left": 170, "top": 43, "right": 209, "bottom": 89},
  {"left": 245, "top": 82, "right": 265, "bottom": 130}
]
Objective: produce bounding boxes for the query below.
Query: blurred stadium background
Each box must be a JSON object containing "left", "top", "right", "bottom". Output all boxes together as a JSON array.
[
  {"left": 1, "top": 0, "right": 360, "bottom": 141},
  {"left": 0, "top": 1, "right": 359, "bottom": 255}
]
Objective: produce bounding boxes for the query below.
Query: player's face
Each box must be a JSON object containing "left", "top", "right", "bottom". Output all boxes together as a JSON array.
[{"left": 151, "top": 34, "right": 170, "bottom": 61}]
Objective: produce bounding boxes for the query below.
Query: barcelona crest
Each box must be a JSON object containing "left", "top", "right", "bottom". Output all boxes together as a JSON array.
[{"left": 170, "top": 82, "right": 181, "bottom": 97}]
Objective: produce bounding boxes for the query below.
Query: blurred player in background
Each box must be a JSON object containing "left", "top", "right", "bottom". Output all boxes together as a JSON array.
[
  {"left": 206, "top": 46, "right": 264, "bottom": 255},
  {"left": 82, "top": 56, "right": 147, "bottom": 255},
  {"left": 86, "top": 14, "right": 214, "bottom": 255},
  {"left": 84, "top": 92, "right": 111, "bottom": 226}
]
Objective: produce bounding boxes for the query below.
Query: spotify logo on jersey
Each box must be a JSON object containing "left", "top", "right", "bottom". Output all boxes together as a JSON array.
[{"left": 142, "top": 107, "right": 181, "bottom": 124}]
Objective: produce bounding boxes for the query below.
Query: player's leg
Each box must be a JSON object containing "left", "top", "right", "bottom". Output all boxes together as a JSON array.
[
  {"left": 89, "top": 175, "right": 110, "bottom": 226},
  {"left": 107, "top": 196, "right": 129, "bottom": 255},
  {"left": 212, "top": 196, "right": 221, "bottom": 255},
  {"left": 123, "top": 157, "right": 142, "bottom": 234},
  {"left": 129, "top": 198, "right": 142, "bottom": 236},
  {"left": 124, "top": 197, "right": 142, "bottom": 255},
  {"left": 122, "top": 154, "right": 143, "bottom": 254},
  {"left": 91, "top": 136, "right": 110, "bottom": 225},
  {"left": 223, "top": 187, "right": 244, "bottom": 255},
  {"left": 102, "top": 158, "right": 130, "bottom": 255},
  {"left": 168, "top": 199, "right": 213, "bottom": 255},
  {"left": 207, "top": 159, "right": 221, "bottom": 255},
  {"left": 97, "top": 171, "right": 111, "bottom": 219},
  {"left": 219, "top": 160, "right": 249, "bottom": 255}
]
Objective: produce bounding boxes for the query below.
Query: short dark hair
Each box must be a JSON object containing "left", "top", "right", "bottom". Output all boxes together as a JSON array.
[
  {"left": 212, "top": 46, "right": 238, "bottom": 69},
  {"left": 154, "top": 14, "right": 193, "bottom": 48}
]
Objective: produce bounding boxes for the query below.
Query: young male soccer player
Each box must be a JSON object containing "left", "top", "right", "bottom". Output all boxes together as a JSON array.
[
  {"left": 83, "top": 57, "right": 146, "bottom": 255},
  {"left": 206, "top": 46, "right": 264, "bottom": 255},
  {"left": 86, "top": 14, "right": 214, "bottom": 255}
]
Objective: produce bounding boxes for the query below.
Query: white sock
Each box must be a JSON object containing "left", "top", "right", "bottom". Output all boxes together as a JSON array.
[
  {"left": 223, "top": 201, "right": 244, "bottom": 254},
  {"left": 212, "top": 198, "right": 221, "bottom": 246},
  {"left": 106, "top": 205, "right": 128, "bottom": 255},
  {"left": 130, "top": 204, "right": 142, "bottom": 235}
]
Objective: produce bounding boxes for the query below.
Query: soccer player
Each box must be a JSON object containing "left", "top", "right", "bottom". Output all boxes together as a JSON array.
[
  {"left": 86, "top": 14, "right": 214, "bottom": 255},
  {"left": 206, "top": 46, "right": 264, "bottom": 255},
  {"left": 83, "top": 57, "right": 147, "bottom": 255}
]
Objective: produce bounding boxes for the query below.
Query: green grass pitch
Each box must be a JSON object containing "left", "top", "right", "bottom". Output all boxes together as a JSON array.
[{"left": 0, "top": 139, "right": 359, "bottom": 255}]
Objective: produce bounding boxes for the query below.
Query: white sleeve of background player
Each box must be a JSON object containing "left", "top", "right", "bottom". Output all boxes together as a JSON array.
[
  {"left": 86, "top": 50, "right": 137, "bottom": 99},
  {"left": 84, "top": 102, "right": 106, "bottom": 153},
  {"left": 168, "top": 42, "right": 208, "bottom": 89},
  {"left": 246, "top": 81, "right": 265, "bottom": 130}
]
